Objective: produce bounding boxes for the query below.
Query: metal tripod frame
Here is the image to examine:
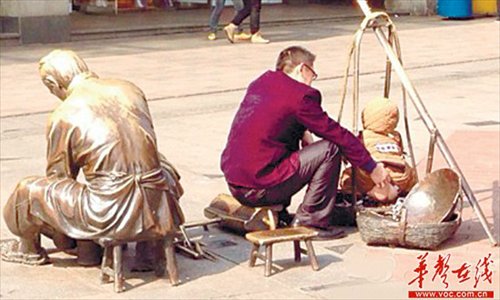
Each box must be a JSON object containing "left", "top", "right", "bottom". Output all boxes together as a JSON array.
[{"left": 340, "top": 0, "right": 497, "bottom": 246}]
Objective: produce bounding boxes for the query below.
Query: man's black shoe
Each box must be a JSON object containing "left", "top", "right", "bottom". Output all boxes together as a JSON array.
[
  {"left": 313, "top": 227, "right": 346, "bottom": 241},
  {"left": 278, "top": 209, "right": 295, "bottom": 228},
  {"left": 291, "top": 218, "right": 346, "bottom": 241}
]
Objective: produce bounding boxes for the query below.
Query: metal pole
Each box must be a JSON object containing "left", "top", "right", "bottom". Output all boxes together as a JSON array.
[
  {"left": 384, "top": 27, "right": 393, "bottom": 98},
  {"left": 351, "top": 28, "right": 364, "bottom": 205},
  {"left": 426, "top": 130, "right": 437, "bottom": 175},
  {"left": 353, "top": 42, "right": 360, "bottom": 133},
  {"left": 356, "top": 0, "right": 498, "bottom": 246}
]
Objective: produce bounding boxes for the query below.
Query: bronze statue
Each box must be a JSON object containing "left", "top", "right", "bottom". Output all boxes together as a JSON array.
[{"left": 1, "top": 49, "right": 184, "bottom": 265}]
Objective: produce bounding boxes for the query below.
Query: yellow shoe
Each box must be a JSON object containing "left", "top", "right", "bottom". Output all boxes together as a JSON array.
[
  {"left": 251, "top": 32, "right": 270, "bottom": 44},
  {"left": 223, "top": 23, "right": 237, "bottom": 43},
  {"left": 208, "top": 32, "right": 216, "bottom": 41},
  {"left": 234, "top": 32, "right": 251, "bottom": 41}
]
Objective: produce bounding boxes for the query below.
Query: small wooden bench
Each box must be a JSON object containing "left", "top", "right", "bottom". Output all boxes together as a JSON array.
[
  {"left": 245, "top": 227, "right": 319, "bottom": 277},
  {"left": 98, "top": 237, "right": 178, "bottom": 293}
]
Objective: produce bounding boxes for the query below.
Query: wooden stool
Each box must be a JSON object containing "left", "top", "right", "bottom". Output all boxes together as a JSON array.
[
  {"left": 98, "top": 237, "right": 178, "bottom": 293},
  {"left": 204, "top": 193, "right": 283, "bottom": 232},
  {"left": 245, "top": 227, "right": 319, "bottom": 277}
]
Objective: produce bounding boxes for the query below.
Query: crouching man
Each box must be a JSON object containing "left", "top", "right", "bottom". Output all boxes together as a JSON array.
[
  {"left": 220, "top": 46, "right": 390, "bottom": 240},
  {"left": 1, "top": 50, "right": 184, "bottom": 265}
]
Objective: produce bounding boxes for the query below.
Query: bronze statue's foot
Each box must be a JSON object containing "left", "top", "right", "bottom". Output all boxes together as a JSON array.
[
  {"left": 0, "top": 239, "right": 50, "bottom": 265},
  {"left": 76, "top": 240, "right": 102, "bottom": 266},
  {"left": 52, "top": 233, "right": 76, "bottom": 250},
  {"left": 63, "top": 248, "right": 78, "bottom": 256}
]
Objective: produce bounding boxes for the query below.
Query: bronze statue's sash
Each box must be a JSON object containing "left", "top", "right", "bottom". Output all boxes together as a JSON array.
[{"left": 85, "top": 168, "right": 169, "bottom": 230}]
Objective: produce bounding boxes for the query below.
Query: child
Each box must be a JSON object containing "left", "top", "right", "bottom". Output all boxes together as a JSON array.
[{"left": 340, "top": 97, "right": 417, "bottom": 202}]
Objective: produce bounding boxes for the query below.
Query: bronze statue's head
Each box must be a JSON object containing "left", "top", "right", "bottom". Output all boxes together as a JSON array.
[{"left": 39, "top": 49, "right": 90, "bottom": 101}]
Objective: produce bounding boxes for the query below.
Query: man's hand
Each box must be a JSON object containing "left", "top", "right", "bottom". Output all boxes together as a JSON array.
[
  {"left": 370, "top": 162, "right": 391, "bottom": 188},
  {"left": 301, "top": 130, "right": 314, "bottom": 148}
]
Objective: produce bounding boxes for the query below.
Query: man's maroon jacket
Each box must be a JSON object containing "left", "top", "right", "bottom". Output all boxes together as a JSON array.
[{"left": 221, "top": 70, "right": 376, "bottom": 189}]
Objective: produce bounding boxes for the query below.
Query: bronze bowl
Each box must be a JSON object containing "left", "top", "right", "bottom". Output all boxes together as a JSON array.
[{"left": 403, "top": 168, "right": 461, "bottom": 224}]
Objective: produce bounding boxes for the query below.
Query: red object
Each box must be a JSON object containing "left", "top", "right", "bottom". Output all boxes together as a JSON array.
[
  {"left": 118, "top": 0, "right": 134, "bottom": 8},
  {"left": 221, "top": 70, "right": 375, "bottom": 189}
]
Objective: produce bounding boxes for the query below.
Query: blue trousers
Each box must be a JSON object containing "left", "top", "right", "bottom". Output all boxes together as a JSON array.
[{"left": 209, "top": 0, "right": 244, "bottom": 33}]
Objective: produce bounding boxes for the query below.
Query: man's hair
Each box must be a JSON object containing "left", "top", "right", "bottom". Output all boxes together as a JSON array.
[
  {"left": 39, "top": 49, "right": 90, "bottom": 89},
  {"left": 275, "top": 46, "right": 316, "bottom": 74}
]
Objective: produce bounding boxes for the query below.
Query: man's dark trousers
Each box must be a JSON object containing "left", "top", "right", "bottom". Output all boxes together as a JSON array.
[
  {"left": 232, "top": 0, "right": 262, "bottom": 34},
  {"left": 229, "top": 140, "right": 341, "bottom": 229}
]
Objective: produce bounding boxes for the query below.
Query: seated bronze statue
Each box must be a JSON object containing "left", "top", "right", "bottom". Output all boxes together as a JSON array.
[{"left": 1, "top": 49, "right": 184, "bottom": 266}]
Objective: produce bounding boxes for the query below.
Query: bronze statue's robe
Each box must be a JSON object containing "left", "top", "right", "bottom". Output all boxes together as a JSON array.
[{"left": 4, "top": 75, "right": 184, "bottom": 241}]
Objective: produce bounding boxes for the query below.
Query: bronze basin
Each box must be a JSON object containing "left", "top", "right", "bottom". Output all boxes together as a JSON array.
[{"left": 403, "top": 168, "right": 461, "bottom": 224}]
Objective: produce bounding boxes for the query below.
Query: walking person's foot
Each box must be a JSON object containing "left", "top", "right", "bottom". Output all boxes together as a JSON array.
[
  {"left": 234, "top": 32, "right": 252, "bottom": 41},
  {"left": 208, "top": 32, "right": 217, "bottom": 41},
  {"left": 223, "top": 23, "right": 238, "bottom": 43},
  {"left": 251, "top": 32, "right": 270, "bottom": 44}
]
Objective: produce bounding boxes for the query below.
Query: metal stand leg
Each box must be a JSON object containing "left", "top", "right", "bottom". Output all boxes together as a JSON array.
[
  {"left": 354, "top": 0, "right": 498, "bottom": 246},
  {"left": 426, "top": 131, "right": 437, "bottom": 174}
]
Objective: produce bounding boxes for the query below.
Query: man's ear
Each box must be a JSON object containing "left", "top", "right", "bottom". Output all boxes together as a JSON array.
[
  {"left": 44, "top": 75, "right": 61, "bottom": 89},
  {"left": 294, "top": 63, "right": 303, "bottom": 76}
]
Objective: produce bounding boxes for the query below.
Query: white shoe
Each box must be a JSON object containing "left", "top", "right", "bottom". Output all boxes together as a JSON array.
[
  {"left": 234, "top": 32, "right": 251, "bottom": 41},
  {"left": 251, "top": 32, "right": 270, "bottom": 44},
  {"left": 223, "top": 23, "right": 237, "bottom": 43}
]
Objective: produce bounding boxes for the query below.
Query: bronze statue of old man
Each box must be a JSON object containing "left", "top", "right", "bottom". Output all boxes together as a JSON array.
[{"left": 1, "top": 49, "right": 184, "bottom": 266}]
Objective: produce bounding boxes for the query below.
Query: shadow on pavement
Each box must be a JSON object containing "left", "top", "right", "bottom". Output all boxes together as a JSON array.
[{"left": 439, "top": 180, "right": 499, "bottom": 250}]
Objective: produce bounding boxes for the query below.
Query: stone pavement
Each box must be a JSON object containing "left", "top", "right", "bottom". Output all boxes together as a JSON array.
[
  {"left": 0, "top": 11, "right": 499, "bottom": 300},
  {"left": 69, "top": 3, "right": 361, "bottom": 41},
  {"left": 0, "top": 3, "right": 362, "bottom": 45}
]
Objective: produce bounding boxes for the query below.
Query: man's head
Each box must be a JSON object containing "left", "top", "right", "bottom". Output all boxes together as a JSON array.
[
  {"left": 276, "top": 46, "right": 317, "bottom": 86},
  {"left": 39, "top": 49, "right": 90, "bottom": 101}
]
